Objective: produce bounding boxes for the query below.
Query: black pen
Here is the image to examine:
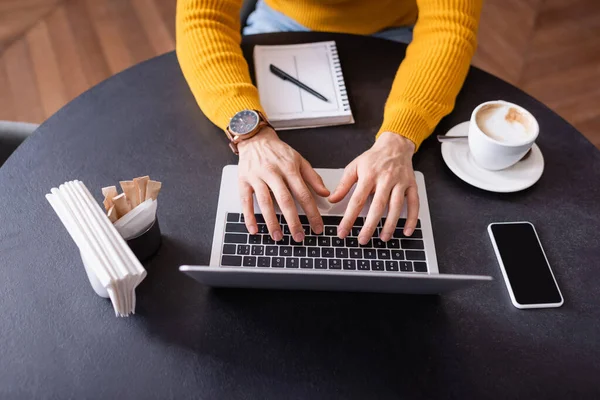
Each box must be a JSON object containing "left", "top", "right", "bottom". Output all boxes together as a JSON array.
[{"left": 269, "top": 64, "right": 329, "bottom": 102}]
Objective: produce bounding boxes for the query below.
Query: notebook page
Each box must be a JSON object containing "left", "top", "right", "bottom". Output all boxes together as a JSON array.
[{"left": 254, "top": 41, "right": 352, "bottom": 123}]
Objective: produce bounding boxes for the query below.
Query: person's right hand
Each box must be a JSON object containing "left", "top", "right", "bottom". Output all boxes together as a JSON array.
[{"left": 237, "top": 127, "right": 330, "bottom": 243}]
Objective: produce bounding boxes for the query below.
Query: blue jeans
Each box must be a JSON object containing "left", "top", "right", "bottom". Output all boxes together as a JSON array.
[{"left": 243, "top": 0, "right": 414, "bottom": 44}]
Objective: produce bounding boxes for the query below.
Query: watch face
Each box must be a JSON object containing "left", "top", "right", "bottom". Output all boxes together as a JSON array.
[{"left": 230, "top": 110, "right": 260, "bottom": 135}]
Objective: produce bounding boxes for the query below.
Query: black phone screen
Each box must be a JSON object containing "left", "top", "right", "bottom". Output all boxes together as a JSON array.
[{"left": 490, "top": 223, "right": 562, "bottom": 305}]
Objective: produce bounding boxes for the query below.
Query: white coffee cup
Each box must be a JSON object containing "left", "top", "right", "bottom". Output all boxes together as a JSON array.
[{"left": 468, "top": 100, "right": 539, "bottom": 170}]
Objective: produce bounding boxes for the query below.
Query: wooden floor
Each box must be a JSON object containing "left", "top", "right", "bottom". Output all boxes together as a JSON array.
[{"left": 0, "top": 0, "right": 599, "bottom": 148}]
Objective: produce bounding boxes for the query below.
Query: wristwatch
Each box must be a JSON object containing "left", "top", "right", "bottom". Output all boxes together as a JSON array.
[{"left": 225, "top": 109, "right": 272, "bottom": 154}]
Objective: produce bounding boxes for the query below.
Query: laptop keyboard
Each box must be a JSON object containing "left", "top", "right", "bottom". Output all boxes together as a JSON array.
[{"left": 220, "top": 213, "right": 428, "bottom": 273}]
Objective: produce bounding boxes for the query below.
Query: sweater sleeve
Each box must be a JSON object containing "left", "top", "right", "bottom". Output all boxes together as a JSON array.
[
  {"left": 377, "top": 0, "right": 482, "bottom": 150},
  {"left": 176, "top": 0, "right": 264, "bottom": 130}
]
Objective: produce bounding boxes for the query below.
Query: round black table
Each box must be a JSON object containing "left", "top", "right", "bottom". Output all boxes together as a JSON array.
[{"left": 1, "top": 32, "right": 599, "bottom": 399}]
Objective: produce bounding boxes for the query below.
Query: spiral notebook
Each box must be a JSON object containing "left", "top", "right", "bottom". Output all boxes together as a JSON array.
[{"left": 254, "top": 41, "right": 354, "bottom": 130}]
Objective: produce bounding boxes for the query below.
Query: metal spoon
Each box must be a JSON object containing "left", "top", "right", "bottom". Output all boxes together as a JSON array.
[{"left": 437, "top": 135, "right": 532, "bottom": 161}]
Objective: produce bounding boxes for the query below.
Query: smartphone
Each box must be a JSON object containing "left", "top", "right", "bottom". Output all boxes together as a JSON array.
[{"left": 488, "top": 222, "right": 563, "bottom": 309}]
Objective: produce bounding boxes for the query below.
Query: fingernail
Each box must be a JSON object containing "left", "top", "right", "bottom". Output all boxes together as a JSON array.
[
  {"left": 380, "top": 233, "right": 390, "bottom": 242},
  {"left": 404, "top": 228, "right": 413, "bottom": 236},
  {"left": 358, "top": 236, "right": 368, "bottom": 245},
  {"left": 249, "top": 225, "right": 258, "bottom": 235},
  {"left": 313, "top": 225, "right": 323, "bottom": 235},
  {"left": 273, "top": 230, "right": 283, "bottom": 241},
  {"left": 337, "top": 228, "right": 348, "bottom": 238},
  {"left": 293, "top": 232, "right": 305, "bottom": 242}
]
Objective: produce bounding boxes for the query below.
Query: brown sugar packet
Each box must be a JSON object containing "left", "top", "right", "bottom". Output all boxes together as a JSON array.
[
  {"left": 107, "top": 205, "right": 118, "bottom": 223},
  {"left": 102, "top": 186, "right": 118, "bottom": 211},
  {"left": 133, "top": 176, "right": 150, "bottom": 205},
  {"left": 145, "top": 180, "right": 162, "bottom": 201},
  {"left": 120, "top": 180, "right": 139, "bottom": 208},
  {"left": 112, "top": 193, "right": 131, "bottom": 217}
]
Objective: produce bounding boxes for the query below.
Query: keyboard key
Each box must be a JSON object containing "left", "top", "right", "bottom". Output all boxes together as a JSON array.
[
  {"left": 359, "top": 239, "right": 373, "bottom": 248},
  {"left": 323, "top": 216, "right": 343, "bottom": 225},
  {"left": 332, "top": 237, "right": 345, "bottom": 247},
  {"left": 328, "top": 259, "right": 342, "bottom": 269},
  {"left": 263, "top": 235, "right": 275, "bottom": 245},
  {"left": 373, "top": 239, "right": 386, "bottom": 248},
  {"left": 266, "top": 246, "right": 278, "bottom": 256},
  {"left": 410, "top": 229, "right": 423, "bottom": 239},
  {"left": 391, "top": 250, "right": 405, "bottom": 260},
  {"left": 237, "top": 245, "right": 250, "bottom": 255},
  {"left": 400, "top": 261, "right": 413, "bottom": 272},
  {"left": 371, "top": 260, "right": 384, "bottom": 271},
  {"left": 286, "top": 258, "right": 299, "bottom": 268},
  {"left": 243, "top": 256, "right": 257, "bottom": 267},
  {"left": 393, "top": 229, "right": 407, "bottom": 239},
  {"left": 315, "top": 259, "right": 327, "bottom": 269},
  {"left": 336, "top": 248, "right": 349, "bottom": 258},
  {"left": 257, "top": 224, "right": 269, "bottom": 234},
  {"left": 302, "top": 225, "right": 311, "bottom": 235},
  {"left": 357, "top": 260, "right": 370, "bottom": 270},
  {"left": 406, "top": 251, "right": 426, "bottom": 261},
  {"left": 363, "top": 249, "right": 376, "bottom": 259},
  {"left": 291, "top": 237, "right": 303, "bottom": 246},
  {"left": 254, "top": 214, "right": 265, "bottom": 223},
  {"left": 299, "top": 215, "right": 310, "bottom": 225},
  {"left": 386, "top": 239, "right": 400, "bottom": 249},
  {"left": 251, "top": 245, "right": 264, "bottom": 256},
  {"left": 351, "top": 227, "right": 361, "bottom": 237},
  {"left": 283, "top": 225, "right": 291, "bottom": 235},
  {"left": 240, "top": 214, "right": 245, "bottom": 222},
  {"left": 272, "top": 257, "right": 285, "bottom": 268},
  {"left": 226, "top": 213, "right": 240, "bottom": 222},
  {"left": 318, "top": 237, "right": 331, "bottom": 246},
  {"left": 224, "top": 233, "right": 247, "bottom": 244},
  {"left": 257, "top": 257, "right": 270, "bottom": 267},
  {"left": 294, "top": 247, "right": 307, "bottom": 257},
  {"left": 414, "top": 262, "right": 428, "bottom": 272},
  {"left": 345, "top": 237, "right": 359, "bottom": 247},
  {"left": 301, "top": 258, "right": 313, "bottom": 269},
  {"left": 249, "top": 235, "right": 262, "bottom": 244},
  {"left": 325, "top": 226, "right": 337, "bottom": 236},
  {"left": 225, "top": 223, "right": 248, "bottom": 233},
  {"left": 276, "top": 236, "right": 290, "bottom": 245},
  {"left": 222, "top": 244, "right": 236, "bottom": 255},
  {"left": 307, "top": 247, "right": 321, "bottom": 257},
  {"left": 279, "top": 246, "right": 293, "bottom": 257},
  {"left": 304, "top": 236, "right": 317, "bottom": 246},
  {"left": 353, "top": 217, "right": 364, "bottom": 226},
  {"left": 377, "top": 249, "right": 391, "bottom": 260},
  {"left": 322, "top": 248, "right": 335, "bottom": 258},
  {"left": 343, "top": 260, "right": 356, "bottom": 270},
  {"left": 350, "top": 249, "right": 362, "bottom": 259},
  {"left": 401, "top": 239, "right": 424, "bottom": 250},
  {"left": 221, "top": 255, "right": 242, "bottom": 266},
  {"left": 385, "top": 261, "right": 399, "bottom": 271}
]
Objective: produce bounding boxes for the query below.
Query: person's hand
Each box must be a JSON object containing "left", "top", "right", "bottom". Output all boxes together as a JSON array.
[
  {"left": 329, "top": 132, "right": 419, "bottom": 245},
  {"left": 238, "top": 127, "right": 330, "bottom": 242}
]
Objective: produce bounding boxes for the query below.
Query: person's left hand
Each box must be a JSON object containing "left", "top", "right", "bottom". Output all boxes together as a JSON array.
[{"left": 328, "top": 132, "right": 420, "bottom": 245}]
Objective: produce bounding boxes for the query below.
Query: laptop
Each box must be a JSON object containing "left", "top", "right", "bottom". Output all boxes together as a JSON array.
[{"left": 180, "top": 165, "right": 492, "bottom": 294}]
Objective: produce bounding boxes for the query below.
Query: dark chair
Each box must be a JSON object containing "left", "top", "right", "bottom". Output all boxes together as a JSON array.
[
  {"left": 240, "top": 0, "right": 259, "bottom": 31},
  {"left": 0, "top": 121, "right": 39, "bottom": 167}
]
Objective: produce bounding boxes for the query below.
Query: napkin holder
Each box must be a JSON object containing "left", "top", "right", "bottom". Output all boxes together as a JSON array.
[{"left": 81, "top": 217, "right": 162, "bottom": 298}]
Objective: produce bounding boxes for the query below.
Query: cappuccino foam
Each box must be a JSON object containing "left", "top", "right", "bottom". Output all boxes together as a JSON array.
[{"left": 476, "top": 104, "right": 533, "bottom": 143}]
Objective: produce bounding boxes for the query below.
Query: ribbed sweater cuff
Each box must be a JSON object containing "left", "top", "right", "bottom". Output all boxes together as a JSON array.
[{"left": 376, "top": 105, "right": 432, "bottom": 152}]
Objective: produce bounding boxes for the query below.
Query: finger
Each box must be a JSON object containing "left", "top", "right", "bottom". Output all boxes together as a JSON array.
[
  {"left": 301, "top": 159, "right": 329, "bottom": 197},
  {"left": 238, "top": 180, "right": 257, "bottom": 234},
  {"left": 265, "top": 175, "right": 304, "bottom": 242},
  {"left": 403, "top": 185, "right": 420, "bottom": 236},
  {"left": 252, "top": 179, "right": 282, "bottom": 241},
  {"left": 359, "top": 185, "right": 392, "bottom": 245},
  {"left": 337, "top": 180, "right": 373, "bottom": 238},
  {"left": 380, "top": 185, "right": 404, "bottom": 241},
  {"left": 287, "top": 173, "right": 324, "bottom": 235},
  {"left": 328, "top": 161, "right": 357, "bottom": 203}
]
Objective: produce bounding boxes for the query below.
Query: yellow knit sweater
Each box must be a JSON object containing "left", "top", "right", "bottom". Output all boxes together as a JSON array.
[{"left": 176, "top": 0, "right": 481, "bottom": 150}]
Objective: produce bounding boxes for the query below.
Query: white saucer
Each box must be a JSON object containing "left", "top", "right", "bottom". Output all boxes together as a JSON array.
[{"left": 441, "top": 121, "right": 544, "bottom": 193}]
